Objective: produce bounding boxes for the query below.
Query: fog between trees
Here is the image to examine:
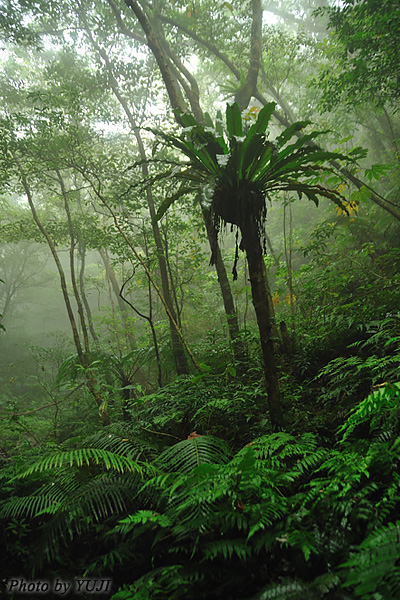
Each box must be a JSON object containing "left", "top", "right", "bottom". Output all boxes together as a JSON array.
[{"left": 1, "top": 1, "right": 400, "bottom": 598}]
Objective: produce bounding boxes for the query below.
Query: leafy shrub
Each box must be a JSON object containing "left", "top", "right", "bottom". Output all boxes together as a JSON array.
[{"left": 3, "top": 383, "right": 400, "bottom": 599}]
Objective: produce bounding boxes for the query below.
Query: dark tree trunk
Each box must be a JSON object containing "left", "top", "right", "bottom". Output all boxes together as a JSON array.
[
  {"left": 240, "top": 219, "right": 285, "bottom": 429},
  {"left": 105, "top": 2, "right": 246, "bottom": 369},
  {"left": 78, "top": 240, "right": 99, "bottom": 345},
  {"left": 203, "top": 208, "right": 248, "bottom": 370}
]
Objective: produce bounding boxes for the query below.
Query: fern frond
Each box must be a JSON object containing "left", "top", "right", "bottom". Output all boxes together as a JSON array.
[
  {"left": 15, "top": 448, "right": 145, "bottom": 478},
  {"left": 82, "top": 430, "right": 156, "bottom": 462},
  {"left": 75, "top": 475, "right": 128, "bottom": 521},
  {"left": 202, "top": 537, "right": 252, "bottom": 560},
  {"left": 83, "top": 547, "right": 125, "bottom": 576},
  {"left": 112, "top": 510, "right": 172, "bottom": 538},
  {"left": 254, "top": 580, "right": 306, "bottom": 600},
  {"left": 341, "top": 521, "right": 400, "bottom": 598},
  {"left": 156, "top": 435, "right": 230, "bottom": 473},
  {"left": 339, "top": 383, "right": 400, "bottom": 442},
  {"left": 247, "top": 504, "right": 287, "bottom": 540},
  {"left": 1, "top": 494, "right": 59, "bottom": 519}
]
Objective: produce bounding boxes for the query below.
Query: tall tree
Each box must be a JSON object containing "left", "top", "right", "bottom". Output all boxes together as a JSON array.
[
  {"left": 78, "top": 18, "right": 190, "bottom": 375},
  {"left": 105, "top": 0, "right": 248, "bottom": 367},
  {"left": 152, "top": 102, "right": 353, "bottom": 428},
  {"left": 0, "top": 105, "right": 112, "bottom": 424}
]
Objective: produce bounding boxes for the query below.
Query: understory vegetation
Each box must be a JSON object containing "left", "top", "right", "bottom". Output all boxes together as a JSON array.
[{"left": 1, "top": 0, "right": 400, "bottom": 598}]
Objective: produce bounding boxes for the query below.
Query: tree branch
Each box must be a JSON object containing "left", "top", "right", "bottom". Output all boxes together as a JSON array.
[
  {"left": 123, "top": 0, "right": 186, "bottom": 117},
  {"left": 235, "top": 0, "right": 262, "bottom": 110}
]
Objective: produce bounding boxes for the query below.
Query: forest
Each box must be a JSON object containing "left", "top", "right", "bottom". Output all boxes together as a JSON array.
[{"left": 1, "top": 0, "right": 400, "bottom": 598}]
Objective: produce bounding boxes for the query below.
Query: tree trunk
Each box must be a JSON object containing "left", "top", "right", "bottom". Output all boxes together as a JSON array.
[
  {"left": 235, "top": 0, "right": 262, "bottom": 111},
  {"left": 79, "top": 19, "right": 190, "bottom": 376},
  {"left": 102, "top": 2, "right": 246, "bottom": 369},
  {"left": 202, "top": 208, "right": 248, "bottom": 369},
  {"left": 240, "top": 219, "right": 284, "bottom": 429},
  {"left": 12, "top": 154, "right": 110, "bottom": 426},
  {"left": 81, "top": 25, "right": 189, "bottom": 375},
  {"left": 99, "top": 247, "right": 135, "bottom": 348},
  {"left": 77, "top": 240, "right": 99, "bottom": 344}
]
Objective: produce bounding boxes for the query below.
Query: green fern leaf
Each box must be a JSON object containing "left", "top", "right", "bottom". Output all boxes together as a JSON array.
[
  {"left": 156, "top": 435, "right": 230, "bottom": 473},
  {"left": 15, "top": 448, "right": 144, "bottom": 478},
  {"left": 341, "top": 521, "right": 400, "bottom": 598}
]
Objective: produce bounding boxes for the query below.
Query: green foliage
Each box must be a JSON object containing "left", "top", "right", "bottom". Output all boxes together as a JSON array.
[
  {"left": 3, "top": 375, "right": 400, "bottom": 598},
  {"left": 14, "top": 447, "right": 144, "bottom": 477},
  {"left": 111, "top": 565, "right": 192, "bottom": 600},
  {"left": 105, "top": 382, "right": 400, "bottom": 598},
  {"left": 155, "top": 435, "right": 230, "bottom": 472},
  {"left": 128, "top": 371, "right": 269, "bottom": 445},
  {"left": 338, "top": 382, "right": 400, "bottom": 442},
  {"left": 0, "top": 432, "right": 152, "bottom": 572},
  {"left": 341, "top": 521, "right": 400, "bottom": 599},
  {"left": 316, "top": 0, "right": 400, "bottom": 108},
  {"left": 1, "top": 0, "right": 400, "bottom": 597},
  {"left": 0, "top": 2, "right": 39, "bottom": 46},
  {"left": 152, "top": 101, "right": 357, "bottom": 226},
  {"left": 309, "top": 313, "right": 400, "bottom": 426}
]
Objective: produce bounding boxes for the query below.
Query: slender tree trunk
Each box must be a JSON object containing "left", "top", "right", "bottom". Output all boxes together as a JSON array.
[
  {"left": 160, "top": 218, "right": 183, "bottom": 329},
  {"left": 203, "top": 208, "right": 248, "bottom": 368},
  {"left": 143, "top": 226, "right": 163, "bottom": 387},
  {"left": 79, "top": 178, "right": 200, "bottom": 371},
  {"left": 283, "top": 200, "right": 295, "bottom": 332},
  {"left": 96, "top": 2, "right": 246, "bottom": 368},
  {"left": 235, "top": 0, "right": 262, "bottom": 110},
  {"left": 78, "top": 17, "right": 190, "bottom": 375},
  {"left": 12, "top": 154, "right": 110, "bottom": 426},
  {"left": 139, "top": 147, "right": 190, "bottom": 375},
  {"left": 240, "top": 219, "right": 284, "bottom": 429},
  {"left": 77, "top": 240, "right": 99, "bottom": 344}
]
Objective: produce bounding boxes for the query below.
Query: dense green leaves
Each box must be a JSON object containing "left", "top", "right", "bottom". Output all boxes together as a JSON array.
[
  {"left": 1, "top": 0, "right": 400, "bottom": 597},
  {"left": 154, "top": 101, "right": 355, "bottom": 227},
  {"left": 3, "top": 360, "right": 400, "bottom": 598},
  {"left": 317, "top": 0, "right": 400, "bottom": 108},
  {"left": 15, "top": 447, "right": 145, "bottom": 477}
]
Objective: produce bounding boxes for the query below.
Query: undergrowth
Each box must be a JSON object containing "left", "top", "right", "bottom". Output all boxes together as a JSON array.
[{"left": 2, "top": 379, "right": 400, "bottom": 599}]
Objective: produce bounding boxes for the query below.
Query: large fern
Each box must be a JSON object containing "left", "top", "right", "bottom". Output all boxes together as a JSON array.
[
  {"left": 15, "top": 447, "right": 145, "bottom": 477},
  {"left": 1, "top": 435, "right": 153, "bottom": 572},
  {"left": 156, "top": 435, "right": 230, "bottom": 473},
  {"left": 109, "top": 432, "right": 329, "bottom": 598},
  {"left": 338, "top": 382, "right": 400, "bottom": 442},
  {"left": 5, "top": 388, "right": 400, "bottom": 598},
  {"left": 341, "top": 521, "right": 400, "bottom": 599}
]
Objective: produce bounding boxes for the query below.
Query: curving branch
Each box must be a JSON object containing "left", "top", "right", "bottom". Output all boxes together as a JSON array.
[
  {"left": 235, "top": 0, "right": 263, "bottom": 110},
  {"left": 159, "top": 15, "right": 241, "bottom": 81},
  {"left": 106, "top": 0, "right": 146, "bottom": 45},
  {"left": 106, "top": 0, "right": 202, "bottom": 120},
  {"left": 123, "top": 0, "right": 187, "bottom": 117}
]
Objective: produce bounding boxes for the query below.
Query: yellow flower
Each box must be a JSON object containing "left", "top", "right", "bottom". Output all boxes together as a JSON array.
[
  {"left": 272, "top": 291, "right": 280, "bottom": 307},
  {"left": 335, "top": 199, "right": 359, "bottom": 217},
  {"left": 286, "top": 293, "right": 296, "bottom": 305}
]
